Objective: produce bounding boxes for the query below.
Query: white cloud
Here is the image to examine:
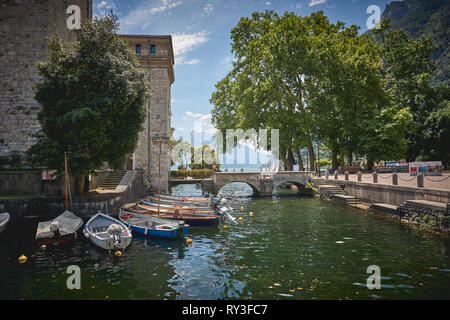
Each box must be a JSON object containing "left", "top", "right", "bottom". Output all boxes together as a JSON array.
[
  {"left": 120, "top": 0, "right": 182, "bottom": 28},
  {"left": 203, "top": 3, "right": 213, "bottom": 13},
  {"left": 96, "top": 0, "right": 116, "bottom": 16},
  {"left": 266, "top": 2, "right": 271, "bottom": 6},
  {"left": 185, "top": 111, "right": 212, "bottom": 122},
  {"left": 309, "top": 0, "right": 327, "bottom": 7},
  {"left": 171, "top": 31, "right": 208, "bottom": 65}
]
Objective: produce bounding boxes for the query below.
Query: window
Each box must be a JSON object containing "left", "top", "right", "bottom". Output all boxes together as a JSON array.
[
  {"left": 151, "top": 44, "right": 156, "bottom": 55},
  {"left": 136, "top": 44, "right": 141, "bottom": 55}
]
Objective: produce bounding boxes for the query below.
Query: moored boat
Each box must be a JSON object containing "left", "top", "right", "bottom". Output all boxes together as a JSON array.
[
  {"left": 119, "top": 211, "right": 189, "bottom": 239},
  {"left": 35, "top": 211, "right": 83, "bottom": 246},
  {"left": 0, "top": 213, "right": 10, "bottom": 235},
  {"left": 83, "top": 213, "right": 132, "bottom": 251},
  {"left": 140, "top": 201, "right": 216, "bottom": 215},
  {"left": 128, "top": 207, "right": 220, "bottom": 228}
]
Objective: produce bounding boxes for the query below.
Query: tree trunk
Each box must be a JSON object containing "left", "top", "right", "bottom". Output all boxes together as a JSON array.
[
  {"left": 75, "top": 176, "right": 85, "bottom": 195},
  {"left": 331, "top": 144, "right": 339, "bottom": 171},
  {"left": 279, "top": 147, "right": 288, "bottom": 171},
  {"left": 347, "top": 151, "right": 353, "bottom": 166},
  {"left": 305, "top": 134, "right": 316, "bottom": 171},
  {"left": 367, "top": 158, "right": 374, "bottom": 171},
  {"left": 287, "top": 148, "right": 295, "bottom": 171},
  {"left": 339, "top": 149, "right": 345, "bottom": 171},
  {"left": 295, "top": 147, "right": 304, "bottom": 170},
  {"left": 83, "top": 175, "right": 90, "bottom": 193}
]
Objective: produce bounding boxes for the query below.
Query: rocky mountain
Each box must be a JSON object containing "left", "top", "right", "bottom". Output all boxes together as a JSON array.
[{"left": 381, "top": 0, "right": 449, "bottom": 86}]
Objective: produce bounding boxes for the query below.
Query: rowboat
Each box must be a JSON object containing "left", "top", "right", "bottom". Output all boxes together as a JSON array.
[
  {"left": 147, "top": 196, "right": 214, "bottom": 207},
  {"left": 140, "top": 201, "right": 217, "bottom": 215},
  {"left": 0, "top": 213, "right": 10, "bottom": 235},
  {"left": 128, "top": 207, "right": 220, "bottom": 228},
  {"left": 35, "top": 211, "right": 83, "bottom": 246},
  {"left": 83, "top": 213, "right": 132, "bottom": 251},
  {"left": 139, "top": 203, "right": 216, "bottom": 215},
  {"left": 157, "top": 194, "right": 212, "bottom": 204},
  {"left": 119, "top": 211, "right": 189, "bottom": 239}
]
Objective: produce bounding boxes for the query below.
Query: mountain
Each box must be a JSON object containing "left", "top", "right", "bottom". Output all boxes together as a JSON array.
[{"left": 381, "top": 0, "right": 449, "bottom": 86}]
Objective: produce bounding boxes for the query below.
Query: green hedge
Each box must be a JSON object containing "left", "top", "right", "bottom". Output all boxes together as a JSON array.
[{"left": 170, "top": 169, "right": 213, "bottom": 179}]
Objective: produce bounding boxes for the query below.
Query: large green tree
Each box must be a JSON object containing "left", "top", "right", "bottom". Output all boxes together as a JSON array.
[{"left": 28, "top": 14, "right": 148, "bottom": 192}]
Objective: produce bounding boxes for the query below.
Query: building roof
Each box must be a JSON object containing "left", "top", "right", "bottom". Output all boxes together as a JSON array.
[{"left": 120, "top": 34, "right": 175, "bottom": 65}]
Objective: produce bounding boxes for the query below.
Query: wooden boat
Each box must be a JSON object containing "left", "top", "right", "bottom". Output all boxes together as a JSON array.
[
  {"left": 35, "top": 211, "right": 83, "bottom": 246},
  {"left": 119, "top": 211, "right": 189, "bottom": 239},
  {"left": 0, "top": 213, "right": 10, "bottom": 235},
  {"left": 128, "top": 207, "right": 220, "bottom": 228},
  {"left": 83, "top": 213, "right": 132, "bottom": 251},
  {"left": 140, "top": 201, "right": 216, "bottom": 215},
  {"left": 157, "top": 194, "right": 211, "bottom": 204},
  {"left": 146, "top": 196, "right": 213, "bottom": 207}
]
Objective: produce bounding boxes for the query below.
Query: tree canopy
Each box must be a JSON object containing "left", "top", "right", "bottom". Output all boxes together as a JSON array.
[
  {"left": 210, "top": 10, "right": 449, "bottom": 170},
  {"left": 28, "top": 14, "right": 148, "bottom": 185}
]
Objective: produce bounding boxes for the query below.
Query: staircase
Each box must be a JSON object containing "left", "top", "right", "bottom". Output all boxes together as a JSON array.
[
  {"left": 99, "top": 170, "right": 126, "bottom": 190},
  {"left": 318, "top": 184, "right": 360, "bottom": 205}
]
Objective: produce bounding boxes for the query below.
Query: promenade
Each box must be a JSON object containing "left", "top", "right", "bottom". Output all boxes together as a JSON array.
[{"left": 325, "top": 172, "right": 450, "bottom": 191}]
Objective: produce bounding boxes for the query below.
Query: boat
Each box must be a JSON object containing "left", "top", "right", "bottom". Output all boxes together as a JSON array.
[
  {"left": 118, "top": 211, "right": 189, "bottom": 239},
  {"left": 0, "top": 213, "right": 10, "bottom": 235},
  {"left": 156, "top": 194, "right": 212, "bottom": 204},
  {"left": 35, "top": 211, "right": 83, "bottom": 246},
  {"left": 128, "top": 207, "right": 220, "bottom": 228},
  {"left": 146, "top": 196, "right": 213, "bottom": 207},
  {"left": 140, "top": 201, "right": 217, "bottom": 215},
  {"left": 83, "top": 213, "right": 132, "bottom": 251}
]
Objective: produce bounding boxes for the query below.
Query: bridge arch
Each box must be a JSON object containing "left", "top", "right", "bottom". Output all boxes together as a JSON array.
[{"left": 216, "top": 181, "right": 260, "bottom": 196}]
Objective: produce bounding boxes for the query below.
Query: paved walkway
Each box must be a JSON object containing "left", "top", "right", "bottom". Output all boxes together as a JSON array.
[{"left": 321, "top": 172, "right": 450, "bottom": 191}]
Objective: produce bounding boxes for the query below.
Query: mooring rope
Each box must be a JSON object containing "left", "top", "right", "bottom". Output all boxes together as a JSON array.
[
  {"left": 378, "top": 174, "right": 394, "bottom": 179},
  {"left": 398, "top": 176, "right": 417, "bottom": 182},
  {"left": 423, "top": 175, "right": 450, "bottom": 183}
]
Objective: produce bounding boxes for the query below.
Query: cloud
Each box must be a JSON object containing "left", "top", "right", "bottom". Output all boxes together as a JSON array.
[
  {"left": 120, "top": 0, "right": 182, "bottom": 28},
  {"left": 309, "top": 0, "right": 327, "bottom": 7},
  {"left": 184, "top": 111, "right": 212, "bottom": 122},
  {"left": 203, "top": 3, "right": 213, "bottom": 13},
  {"left": 96, "top": 0, "right": 116, "bottom": 16},
  {"left": 171, "top": 31, "right": 208, "bottom": 65},
  {"left": 266, "top": 2, "right": 271, "bottom": 6}
]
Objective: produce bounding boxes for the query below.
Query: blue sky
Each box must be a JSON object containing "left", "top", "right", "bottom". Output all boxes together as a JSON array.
[{"left": 93, "top": 0, "right": 394, "bottom": 157}]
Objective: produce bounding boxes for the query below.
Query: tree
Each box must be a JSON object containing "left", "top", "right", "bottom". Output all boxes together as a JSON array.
[{"left": 27, "top": 14, "right": 148, "bottom": 193}]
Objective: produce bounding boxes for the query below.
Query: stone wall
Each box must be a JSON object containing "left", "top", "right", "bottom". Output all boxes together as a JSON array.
[
  {"left": 0, "top": 170, "right": 145, "bottom": 222},
  {"left": 321, "top": 180, "right": 450, "bottom": 205},
  {"left": 0, "top": 0, "right": 91, "bottom": 158},
  {"left": 0, "top": 171, "right": 41, "bottom": 195}
]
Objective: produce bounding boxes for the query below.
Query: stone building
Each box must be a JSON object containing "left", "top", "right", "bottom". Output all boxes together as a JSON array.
[
  {"left": 121, "top": 35, "right": 174, "bottom": 193},
  {"left": 0, "top": 1, "right": 174, "bottom": 194},
  {"left": 0, "top": 0, "right": 92, "bottom": 157}
]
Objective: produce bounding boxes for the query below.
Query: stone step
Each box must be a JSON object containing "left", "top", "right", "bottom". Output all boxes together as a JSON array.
[
  {"left": 99, "top": 170, "right": 127, "bottom": 190},
  {"left": 332, "top": 194, "right": 360, "bottom": 204},
  {"left": 369, "top": 203, "right": 399, "bottom": 215}
]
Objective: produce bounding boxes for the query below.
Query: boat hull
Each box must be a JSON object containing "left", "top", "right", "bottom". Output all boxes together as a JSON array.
[
  {"left": 129, "top": 208, "right": 219, "bottom": 228},
  {"left": 123, "top": 222, "right": 188, "bottom": 239}
]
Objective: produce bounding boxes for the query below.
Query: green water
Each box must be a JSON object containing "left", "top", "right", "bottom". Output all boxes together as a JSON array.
[{"left": 0, "top": 183, "right": 449, "bottom": 300}]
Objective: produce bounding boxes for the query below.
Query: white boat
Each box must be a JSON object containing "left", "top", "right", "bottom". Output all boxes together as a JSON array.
[
  {"left": 0, "top": 213, "right": 10, "bottom": 235},
  {"left": 35, "top": 211, "right": 83, "bottom": 245},
  {"left": 83, "top": 213, "right": 132, "bottom": 251}
]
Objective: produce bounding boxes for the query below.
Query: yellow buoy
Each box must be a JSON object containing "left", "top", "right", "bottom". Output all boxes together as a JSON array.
[
  {"left": 249, "top": 212, "right": 254, "bottom": 217},
  {"left": 18, "top": 254, "right": 27, "bottom": 264},
  {"left": 186, "top": 238, "right": 193, "bottom": 245},
  {"left": 114, "top": 250, "right": 122, "bottom": 257},
  {"left": 240, "top": 207, "right": 244, "bottom": 212},
  {"left": 238, "top": 217, "right": 243, "bottom": 222},
  {"left": 223, "top": 225, "right": 228, "bottom": 230}
]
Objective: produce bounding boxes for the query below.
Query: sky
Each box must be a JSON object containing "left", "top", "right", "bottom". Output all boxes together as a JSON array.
[{"left": 92, "top": 0, "right": 395, "bottom": 167}]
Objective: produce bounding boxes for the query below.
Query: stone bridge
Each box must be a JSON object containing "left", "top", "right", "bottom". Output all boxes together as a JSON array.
[{"left": 206, "top": 171, "right": 315, "bottom": 196}]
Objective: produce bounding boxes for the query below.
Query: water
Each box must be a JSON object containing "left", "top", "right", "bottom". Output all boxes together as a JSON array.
[{"left": 1, "top": 183, "right": 449, "bottom": 300}]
